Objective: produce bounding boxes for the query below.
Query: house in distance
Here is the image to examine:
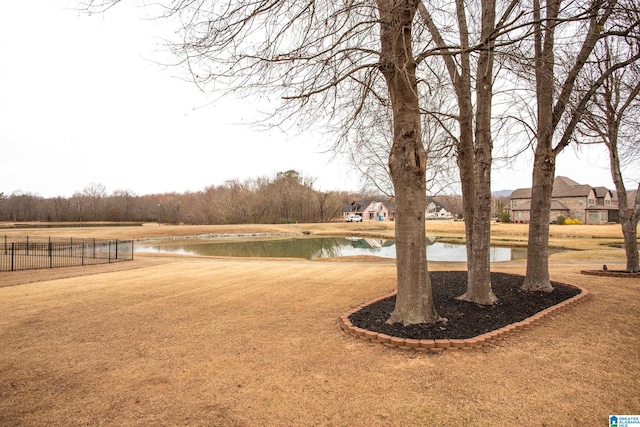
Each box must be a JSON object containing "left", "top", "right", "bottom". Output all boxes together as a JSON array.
[
  {"left": 509, "top": 176, "right": 623, "bottom": 224},
  {"left": 342, "top": 200, "right": 395, "bottom": 221},
  {"left": 342, "top": 198, "right": 454, "bottom": 222}
]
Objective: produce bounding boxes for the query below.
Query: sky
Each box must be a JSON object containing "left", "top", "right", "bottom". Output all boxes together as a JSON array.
[{"left": 0, "top": 1, "right": 631, "bottom": 199}]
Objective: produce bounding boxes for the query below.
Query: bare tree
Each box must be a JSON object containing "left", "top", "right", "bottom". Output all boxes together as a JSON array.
[
  {"left": 344, "top": 73, "right": 458, "bottom": 197},
  {"left": 70, "top": 191, "right": 87, "bottom": 222},
  {"left": 5, "top": 191, "right": 41, "bottom": 222},
  {"left": 83, "top": 182, "right": 107, "bottom": 221},
  {"left": 156, "top": 193, "right": 184, "bottom": 224},
  {"left": 50, "top": 196, "right": 72, "bottom": 221},
  {"left": 0, "top": 192, "right": 5, "bottom": 220},
  {"left": 111, "top": 189, "right": 136, "bottom": 222},
  {"left": 345, "top": 106, "right": 396, "bottom": 196},
  {"left": 416, "top": 0, "right": 522, "bottom": 304},
  {"left": 316, "top": 191, "right": 346, "bottom": 222},
  {"left": 579, "top": 36, "right": 640, "bottom": 271},
  {"left": 521, "top": 0, "right": 640, "bottom": 291},
  {"left": 377, "top": 1, "right": 442, "bottom": 324},
  {"left": 85, "top": 0, "right": 446, "bottom": 325},
  {"left": 213, "top": 179, "right": 255, "bottom": 224}
]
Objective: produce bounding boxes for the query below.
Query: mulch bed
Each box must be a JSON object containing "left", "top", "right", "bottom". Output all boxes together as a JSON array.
[{"left": 349, "top": 271, "right": 581, "bottom": 340}]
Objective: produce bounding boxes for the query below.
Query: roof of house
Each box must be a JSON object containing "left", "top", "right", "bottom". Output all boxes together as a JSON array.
[
  {"left": 342, "top": 200, "right": 371, "bottom": 213},
  {"left": 364, "top": 201, "right": 387, "bottom": 212},
  {"left": 426, "top": 197, "right": 445, "bottom": 211},
  {"left": 551, "top": 176, "right": 593, "bottom": 197},
  {"left": 343, "top": 199, "right": 396, "bottom": 213},
  {"left": 593, "top": 187, "right": 611, "bottom": 198},
  {"left": 510, "top": 176, "right": 595, "bottom": 199},
  {"left": 509, "top": 188, "right": 532, "bottom": 199}
]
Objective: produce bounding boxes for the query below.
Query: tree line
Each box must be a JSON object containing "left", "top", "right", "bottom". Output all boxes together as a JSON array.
[
  {"left": 0, "top": 172, "right": 471, "bottom": 225},
  {"left": 0, "top": 171, "right": 357, "bottom": 224}
]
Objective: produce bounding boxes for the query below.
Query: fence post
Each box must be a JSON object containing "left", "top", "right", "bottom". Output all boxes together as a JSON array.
[
  {"left": 11, "top": 242, "right": 15, "bottom": 271},
  {"left": 115, "top": 240, "right": 119, "bottom": 260},
  {"left": 82, "top": 242, "right": 85, "bottom": 266},
  {"left": 131, "top": 240, "right": 134, "bottom": 261},
  {"left": 108, "top": 241, "right": 112, "bottom": 263},
  {"left": 26, "top": 236, "right": 29, "bottom": 256},
  {"left": 49, "top": 241, "right": 53, "bottom": 268},
  {"left": 3, "top": 235, "right": 6, "bottom": 255}
]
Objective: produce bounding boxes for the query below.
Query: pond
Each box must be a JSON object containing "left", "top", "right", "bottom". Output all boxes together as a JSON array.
[{"left": 135, "top": 236, "right": 529, "bottom": 262}]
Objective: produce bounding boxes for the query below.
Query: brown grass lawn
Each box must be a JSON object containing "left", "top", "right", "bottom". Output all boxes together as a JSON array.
[{"left": 0, "top": 222, "right": 638, "bottom": 426}]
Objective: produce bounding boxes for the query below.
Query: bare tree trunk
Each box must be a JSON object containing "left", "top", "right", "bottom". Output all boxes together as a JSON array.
[
  {"left": 454, "top": 36, "right": 477, "bottom": 298},
  {"left": 522, "top": 89, "right": 556, "bottom": 291},
  {"left": 620, "top": 186, "right": 640, "bottom": 272},
  {"left": 457, "top": 0, "right": 498, "bottom": 304},
  {"left": 425, "top": 0, "right": 500, "bottom": 302},
  {"left": 418, "top": 0, "right": 497, "bottom": 304},
  {"left": 465, "top": 138, "right": 496, "bottom": 301},
  {"left": 449, "top": 0, "right": 475, "bottom": 264},
  {"left": 521, "top": 0, "right": 558, "bottom": 292},
  {"left": 610, "top": 141, "right": 640, "bottom": 272},
  {"left": 379, "top": 0, "right": 441, "bottom": 325},
  {"left": 522, "top": 145, "right": 555, "bottom": 291}
]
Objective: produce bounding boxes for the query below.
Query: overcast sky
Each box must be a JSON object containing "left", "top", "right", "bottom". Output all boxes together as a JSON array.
[{"left": 1, "top": 1, "right": 631, "bottom": 199}]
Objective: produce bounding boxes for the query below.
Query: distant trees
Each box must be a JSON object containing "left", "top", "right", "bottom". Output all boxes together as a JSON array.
[
  {"left": 110, "top": 190, "right": 136, "bottom": 221},
  {"left": 0, "top": 171, "right": 349, "bottom": 225},
  {"left": 4, "top": 191, "right": 40, "bottom": 222},
  {"left": 83, "top": 182, "right": 107, "bottom": 221},
  {"left": 50, "top": 196, "right": 72, "bottom": 221}
]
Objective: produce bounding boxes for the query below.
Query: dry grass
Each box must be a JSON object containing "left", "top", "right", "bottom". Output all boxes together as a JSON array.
[{"left": 0, "top": 222, "right": 639, "bottom": 426}]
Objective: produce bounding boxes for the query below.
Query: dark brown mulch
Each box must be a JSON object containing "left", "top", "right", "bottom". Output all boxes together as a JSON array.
[{"left": 348, "top": 271, "right": 581, "bottom": 340}]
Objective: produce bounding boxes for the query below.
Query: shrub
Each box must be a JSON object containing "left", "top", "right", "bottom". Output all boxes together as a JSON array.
[
  {"left": 558, "top": 216, "right": 582, "bottom": 225},
  {"left": 557, "top": 216, "right": 566, "bottom": 225},
  {"left": 500, "top": 212, "right": 511, "bottom": 223}
]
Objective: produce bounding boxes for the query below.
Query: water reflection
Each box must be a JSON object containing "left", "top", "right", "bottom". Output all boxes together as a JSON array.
[{"left": 136, "top": 236, "right": 528, "bottom": 262}]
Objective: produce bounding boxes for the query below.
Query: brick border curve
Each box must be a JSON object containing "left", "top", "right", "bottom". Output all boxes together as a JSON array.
[{"left": 339, "top": 284, "right": 590, "bottom": 353}]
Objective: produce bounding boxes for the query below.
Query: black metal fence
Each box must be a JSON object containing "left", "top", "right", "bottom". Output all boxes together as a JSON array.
[{"left": 1, "top": 236, "right": 134, "bottom": 272}]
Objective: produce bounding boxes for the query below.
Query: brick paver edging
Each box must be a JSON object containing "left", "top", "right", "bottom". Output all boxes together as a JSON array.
[
  {"left": 581, "top": 270, "right": 640, "bottom": 278},
  {"left": 340, "top": 284, "right": 590, "bottom": 353}
]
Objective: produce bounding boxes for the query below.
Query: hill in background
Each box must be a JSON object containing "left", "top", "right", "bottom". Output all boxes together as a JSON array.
[{"left": 492, "top": 190, "right": 513, "bottom": 198}]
